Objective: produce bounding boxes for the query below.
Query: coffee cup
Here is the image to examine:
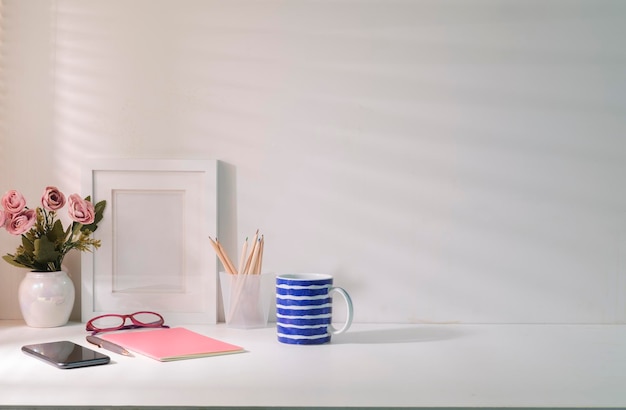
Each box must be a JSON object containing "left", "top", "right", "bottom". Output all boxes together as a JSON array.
[{"left": 276, "top": 273, "right": 353, "bottom": 345}]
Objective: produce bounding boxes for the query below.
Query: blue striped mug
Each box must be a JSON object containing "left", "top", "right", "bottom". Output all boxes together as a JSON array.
[{"left": 276, "top": 273, "right": 354, "bottom": 345}]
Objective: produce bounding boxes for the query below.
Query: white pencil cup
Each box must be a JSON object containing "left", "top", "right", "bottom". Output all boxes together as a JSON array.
[{"left": 220, "top": 271, "right": 275, "bottom": 328}]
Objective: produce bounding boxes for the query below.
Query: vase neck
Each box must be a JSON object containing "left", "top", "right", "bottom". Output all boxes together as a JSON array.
[{"left": 28, "top": 270, "right": 67, "bottom": 277}]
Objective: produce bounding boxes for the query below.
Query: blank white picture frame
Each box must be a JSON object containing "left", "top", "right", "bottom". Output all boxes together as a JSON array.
[{"left": 81, "top": 159, "right": 218, "bottom": 324}]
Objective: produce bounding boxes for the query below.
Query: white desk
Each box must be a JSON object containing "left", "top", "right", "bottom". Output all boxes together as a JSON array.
[{"left": 1, "top": 320, "right": 625, "bottom": 408}]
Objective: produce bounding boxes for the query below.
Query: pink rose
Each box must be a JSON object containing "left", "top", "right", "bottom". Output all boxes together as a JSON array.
[
  {"left": 0, "top": 209, "right": 5, "bottom": 228},
  {"left": 68, "top": 194, "right": 95, "bottom": 224},
  {"left": 5, "top": 209, "right": 36, "bottom": 235},
  {"left": 41, "top": 186, "right": 66, "bottom": 211},
  {"left": 2, "top": 190, "right": 27, "bottom": 214}
]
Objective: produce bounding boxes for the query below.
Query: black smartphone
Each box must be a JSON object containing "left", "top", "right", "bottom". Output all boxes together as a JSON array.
[{"left": 22, "top": 340, "right": 110, "bottom": 369}]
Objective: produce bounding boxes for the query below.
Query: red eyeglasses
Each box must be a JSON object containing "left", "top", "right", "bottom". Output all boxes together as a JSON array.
[{"left": 86, "top": 311, "right": 168, "bottom": 334}]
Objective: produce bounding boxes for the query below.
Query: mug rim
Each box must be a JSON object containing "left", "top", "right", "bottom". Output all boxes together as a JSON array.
[{"left": 276, "top": 273, "right": 332, "bottom": 281}]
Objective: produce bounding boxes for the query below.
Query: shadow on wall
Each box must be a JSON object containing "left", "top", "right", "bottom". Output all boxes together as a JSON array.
[
  {"left": 217, "top": 161, "right": 238, "bottom": 323},
  {"left": 33, "top": 0, "right": 626, "bottom": 324}
]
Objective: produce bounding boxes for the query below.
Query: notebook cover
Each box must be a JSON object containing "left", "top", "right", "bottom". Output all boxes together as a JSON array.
[{"left": 101, "top": 327, "right": 245, "bottom": 361}]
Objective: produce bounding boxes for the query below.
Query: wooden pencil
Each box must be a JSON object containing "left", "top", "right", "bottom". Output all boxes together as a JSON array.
[
  {"left": 209, "top": 236, "right": 236, "bottom": 275},
  {"left": 256, "top": 235, "right": 264, "bottom": 275},
  {"left": 236, "top": 237, "right": 248, "bottom": 275},
  {"left": 245, "top": 237, "right": 261, "bottom": 275},
  {"left": 217, "top": 239, "right": 238, "bottom": 275},
  {"left": 243, "top": 229, "right": 259, "bottom": 275}
]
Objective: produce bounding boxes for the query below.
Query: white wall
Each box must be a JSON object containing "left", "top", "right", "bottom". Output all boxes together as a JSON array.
[{"left": 1, "top": 0, "right": 626, "bottom": 324}]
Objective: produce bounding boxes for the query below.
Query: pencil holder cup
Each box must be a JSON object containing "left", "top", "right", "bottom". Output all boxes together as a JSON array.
[
  {"left": 276, "top": 273, "right": 354, "bottom": 345},
  {"left": 220, "top": 271, "right": 275, "bottom": 329}
]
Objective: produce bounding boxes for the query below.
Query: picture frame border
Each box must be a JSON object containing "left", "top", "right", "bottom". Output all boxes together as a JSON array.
[{"left": 81, "top": 158, "right": 218, "bottom": 324}]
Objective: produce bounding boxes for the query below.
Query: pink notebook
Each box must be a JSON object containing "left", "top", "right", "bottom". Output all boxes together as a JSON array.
[{"left": 101, "top": 327, "right": 245, "bottom": 361}]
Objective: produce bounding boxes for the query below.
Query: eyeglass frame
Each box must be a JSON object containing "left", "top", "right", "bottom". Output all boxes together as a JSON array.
[{"left": 86, "top": 311, "right": 169, "bottom": 334}]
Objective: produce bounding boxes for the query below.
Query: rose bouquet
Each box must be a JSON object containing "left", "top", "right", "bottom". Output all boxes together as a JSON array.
[{"left": 0, "top": 187, "right": 106, "bottom": 272}]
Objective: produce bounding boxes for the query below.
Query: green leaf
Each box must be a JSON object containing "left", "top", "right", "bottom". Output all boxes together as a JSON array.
[
  {"left": 82, "top": 199, "right": 106, "bottom": 233},
  {"left": 21, "top": 235, "right": 35, "bottom": 253},
  {"left": 2, "top": 254, "right": 29, "bottom": 269},
  {"left": 71, "top": 221, "right": 82, "bottom": 237},
  {"left": 33, "top": 236, "right": 61, "bottom": 264},
  {"left": 49, "top": 219, "right": 66, "bottom": 244}
]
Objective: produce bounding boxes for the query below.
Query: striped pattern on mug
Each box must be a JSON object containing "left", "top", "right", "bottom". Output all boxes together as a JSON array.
[{"left": 276, "top": 275, "right": 333, "bottom": 344}]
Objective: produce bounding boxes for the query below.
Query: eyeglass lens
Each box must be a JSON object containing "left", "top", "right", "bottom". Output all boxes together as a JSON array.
[{"left": 90, "top": 312, "right": 162, "bottom": 330}]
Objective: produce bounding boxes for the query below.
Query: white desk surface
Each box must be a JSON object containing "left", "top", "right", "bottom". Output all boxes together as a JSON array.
[{"left": 1, "top": 320, "right": 625, "bottom": 408}]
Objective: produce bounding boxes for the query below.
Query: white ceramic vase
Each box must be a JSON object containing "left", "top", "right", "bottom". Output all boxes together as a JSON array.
[{"left": 18, "top": 270, "right": 75, "bottom": 328}]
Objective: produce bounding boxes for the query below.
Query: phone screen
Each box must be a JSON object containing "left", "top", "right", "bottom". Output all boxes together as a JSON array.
[{"left": 22, "top": 341, "right": 110, "bottom": 369}]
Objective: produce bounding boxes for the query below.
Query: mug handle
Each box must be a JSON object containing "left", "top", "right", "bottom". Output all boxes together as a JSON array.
[{"left": 329, "top": 287, "right": 354, "bottom": 335}]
